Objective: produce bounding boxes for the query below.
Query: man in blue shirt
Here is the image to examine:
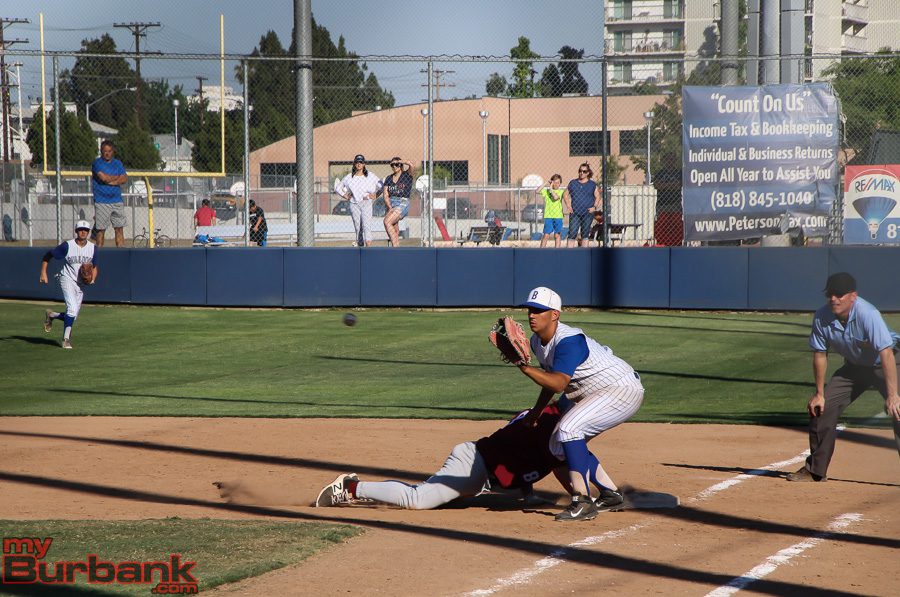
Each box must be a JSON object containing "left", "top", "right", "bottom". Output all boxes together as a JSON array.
[
  {"left": 91, "top": 140, "right": 128, "bottom": 247},
  {"left": 787, "top": 272, "right": 900, "bottom": 482}
]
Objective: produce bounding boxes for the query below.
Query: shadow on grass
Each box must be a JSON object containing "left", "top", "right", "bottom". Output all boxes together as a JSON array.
[
  {"left": 565, "top": 319, "right": 809, "bottom": 339},
  {"left": 0, "top": 335, "right": 62, "bottom": 347},
  {"left": 45, "top": 388, "right": 515, "bottom": 417},
  {"left": 0, "top": 470, "right": 891, "bottom": 596},
  {"left": 605, "top": 310, "right": 813, "bottom": 329},
  {"left": 660, "top": 463, "right": 900, "bottom": 488}
]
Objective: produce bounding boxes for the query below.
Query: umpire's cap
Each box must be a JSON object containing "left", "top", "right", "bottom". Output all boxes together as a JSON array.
[
  {"left": 522, "top": 286, "right": 562, "bottom": 311},
  {"left": 75, "top": 220, "right": 91, "bottom": 231},
  {"left": 824, "top": 272, "right": 856, "bottom": 296}
]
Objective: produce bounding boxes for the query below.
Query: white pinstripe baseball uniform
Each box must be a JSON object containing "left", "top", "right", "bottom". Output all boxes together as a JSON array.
[
  {"left": 531, "top": 322, "right": 644, "bottom": 457},
  {"left": 54, "top": 238, "right": 97, "bottom": 317}
]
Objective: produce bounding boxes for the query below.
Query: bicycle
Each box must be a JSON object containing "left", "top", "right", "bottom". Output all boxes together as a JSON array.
[{"left": 132, "top": 227, "right": 172, "bottom": 248}]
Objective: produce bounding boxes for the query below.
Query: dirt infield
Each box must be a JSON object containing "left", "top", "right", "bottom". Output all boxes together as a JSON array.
[{"left": 1, "top": 417, "right": 897, "bottom": 595}]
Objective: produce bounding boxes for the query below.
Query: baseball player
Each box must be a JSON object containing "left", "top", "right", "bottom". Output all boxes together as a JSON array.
[
  {"left": 515, "top": 286, "right": 644, "bottom": 521},
  {"left": 316, "top": 405, "right": 613, "bottom": 514},
  {"left": 39, "top": 220, "right": 98, "bottom": 349}
]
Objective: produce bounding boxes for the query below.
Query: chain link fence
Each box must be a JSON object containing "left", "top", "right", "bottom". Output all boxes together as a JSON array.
[{"left": 2, "top": 49, "right": 899, "bottom": 248}]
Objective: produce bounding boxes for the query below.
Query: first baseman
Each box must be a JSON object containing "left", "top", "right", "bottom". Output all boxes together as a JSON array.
[
  {"left": 516, "top": 286, "right": 644, "bottom": 521},
  {"left": 316, "top": 404, "right": 601, "bottom": 512},
  {"left": 39, "top": 220, "right": 98, "bottom": 349}
]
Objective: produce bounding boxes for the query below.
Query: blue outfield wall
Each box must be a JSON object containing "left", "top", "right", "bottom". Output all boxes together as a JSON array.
[{"left": 1, "top": 246, "right": 897, "bottom": 311}]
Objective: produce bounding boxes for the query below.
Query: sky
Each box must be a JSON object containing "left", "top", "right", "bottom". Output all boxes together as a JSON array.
[{"left": 7, "top": 0, "right": 605, "bottom": 107}]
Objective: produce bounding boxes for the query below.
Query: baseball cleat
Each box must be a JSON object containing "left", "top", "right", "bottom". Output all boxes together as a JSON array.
[
  {"left": 43, "top": 310, "right": 53, "bottom": 332},
  {"left": 62, "top": 339, "right": 73, "bottom": 350},
  {"left": 595, "top": 488, "right": 625, "bottom": 512},
  {"left": 315, "top": 473, "right": 358, "bottom": 507},
  {"left": 786, "top": 467, "right": 826, "bottom": 482},
  {"left": 554, "top": 495, "right": 599, "bottom": 522}
]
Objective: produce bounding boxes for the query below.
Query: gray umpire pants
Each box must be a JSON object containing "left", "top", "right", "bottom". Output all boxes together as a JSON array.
[{"left": 806, "top": 359, "right": 900, "bottom": 478}]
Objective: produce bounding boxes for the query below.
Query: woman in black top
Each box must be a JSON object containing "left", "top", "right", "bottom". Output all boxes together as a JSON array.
[{"left": 382, "top": 157, "right": 414, "bottom": 247}]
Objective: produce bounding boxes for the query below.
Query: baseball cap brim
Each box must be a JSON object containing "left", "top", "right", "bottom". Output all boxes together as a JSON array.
[{"left": 521, "top": 300, "right": 555, "bottom": 311}]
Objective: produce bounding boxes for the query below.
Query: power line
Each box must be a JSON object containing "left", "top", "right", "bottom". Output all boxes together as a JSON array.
[
  {"left": 421, "top": 69, "right": 456, "bottom": 101},
  {"left": 1, "top": 17, "right": 30, "bottom": 163},
  {"left": 113, "top": 21, "right": 160, "bottom": 128}
]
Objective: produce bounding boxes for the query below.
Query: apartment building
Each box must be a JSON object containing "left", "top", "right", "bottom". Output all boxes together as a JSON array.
[
  {"left": 604, "top": 0, "right": 717, "bottom": 89},
  {"left": 805, "top": 0, "right": 900, "bottom": 80}
]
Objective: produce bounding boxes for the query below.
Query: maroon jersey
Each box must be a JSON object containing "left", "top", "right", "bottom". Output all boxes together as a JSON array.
[{"left": 475, "top": 405, "right": 563, "bottom": 489}]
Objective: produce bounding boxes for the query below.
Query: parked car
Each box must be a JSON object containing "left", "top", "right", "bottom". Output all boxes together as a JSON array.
[
  {"left": 332, "top": 198, "right": 388, "bottom": 217},
  {"left": 332, "top": 200, "right": 351, "bottom": 215},
  {"left": 209, "top": 191, "right": 238, "bottom": 221},
  {"left": 443, "top": 197, "right": 474, "bottom": 218},
  {"left": 521, "top": 203, "right": 544, "bottom": 222}
]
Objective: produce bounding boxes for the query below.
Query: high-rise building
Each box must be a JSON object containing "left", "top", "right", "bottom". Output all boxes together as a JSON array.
[
  {"left": 805, "top": 0, "right": 900, "bottom": 81},
  {"left": 604, "top": 1, "right": 717, "bottom": 89}
]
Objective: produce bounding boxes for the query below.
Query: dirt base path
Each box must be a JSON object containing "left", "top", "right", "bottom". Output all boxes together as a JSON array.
[{"left": 1, "top": 417, "right": 897, "bottom": 595}]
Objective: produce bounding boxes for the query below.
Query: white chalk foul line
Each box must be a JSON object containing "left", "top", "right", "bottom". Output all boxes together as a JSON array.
[
  {"left": 704, "top": 512, "right": 863, "bottom": 597},
  {"left": 463, "top": 449, "right": 811, "bottom": 597}
]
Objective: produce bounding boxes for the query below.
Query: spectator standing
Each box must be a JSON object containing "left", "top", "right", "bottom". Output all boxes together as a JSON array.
[
  {"left": 562, "top": 163, "right": 601, "bottom": 248},
  {"left": 91, "top": 140, "right": 128, "bottom": 247},
  {"left": 786, "top": 272, "right": 900, "bottom": 482},
  {"left": 194, "top": 198, "right": 217, "bottom": 229},
  {"left": 339, "top": 154, "right": 382, "bottom": 247},
  {"left": 249, "top": 200, "right": 267, "bottom": 246},
  {"left": 539, "top": 174, "right": 565, "bottom": 248},
  {"left": 382, "top": 157, "right": 414, "bottom": 247}
]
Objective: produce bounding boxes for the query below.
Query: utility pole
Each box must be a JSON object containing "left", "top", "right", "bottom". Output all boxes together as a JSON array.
[
  {"left": 195, "top": 75, "right": 208, "bottom": 126},
  {"left": 0, "top": 18, "right": 29, "bottom": 163},
  {"left": 113, "top": 21, "right": 160, "bottom": 128},
  {"left": 420, "top": 69, "right": 456, "bottom": 101}
]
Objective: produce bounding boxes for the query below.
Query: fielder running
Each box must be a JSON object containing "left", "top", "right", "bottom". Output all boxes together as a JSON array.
[
  {"left": 316, "top": 405, "right": 613, "bottom": 513},
  {"left": 514, "top": 286, "right": 644, "bottom": 521},
  {"left": 39, "top": 220, "right": 98, "bottom": 349}
]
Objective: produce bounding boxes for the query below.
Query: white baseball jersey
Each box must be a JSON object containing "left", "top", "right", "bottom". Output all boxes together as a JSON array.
[
  {"left": 532, "top": 322, "right": 644, "bottom": 446},
  {"left": 531, "top": 322, "right": 639, "bottom": 402},
  {"left": 56, "top": 239, "right": 97, "bottom": 284}
]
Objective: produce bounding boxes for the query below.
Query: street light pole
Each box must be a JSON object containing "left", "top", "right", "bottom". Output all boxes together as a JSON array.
[
  {"left": 420, "top": 108, "right": 428, "bottom": 174},
  {"left": 86, "top": 86, "right": 136, "bottom": 125},
  {"left": 643, "top": 110, "right": 654, "bottom": 185},
  {"left": 479, "top": 110, "right": 489, "bottom": 216},
  {"left": 173, "top": 99, "right": 180, "bottom": 210}
]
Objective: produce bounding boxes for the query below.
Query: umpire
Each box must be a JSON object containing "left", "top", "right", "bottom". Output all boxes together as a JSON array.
[{"left": 787, "top": 272, "right": 900, "bottom": 482}]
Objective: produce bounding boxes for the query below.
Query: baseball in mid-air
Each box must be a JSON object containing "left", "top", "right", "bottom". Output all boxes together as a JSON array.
[{"left": 342, "top": 313, "right": 357, "bottom": 327}]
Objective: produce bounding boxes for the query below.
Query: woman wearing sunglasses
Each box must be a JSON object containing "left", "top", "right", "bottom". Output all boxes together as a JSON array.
[
  {"left": 382, "top": 157, "right": 414, "bottom": 247},
  {"left": 562, "top": 163, "right": 602, "bottom": 248}
]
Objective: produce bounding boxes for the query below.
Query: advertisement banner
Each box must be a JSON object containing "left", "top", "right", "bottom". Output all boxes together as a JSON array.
[
  {"left": 682, "top": 84, "right": 840, "bottom": 241},
  {"left": 843, "top": 165, "right": 900, "bottom": 244}
]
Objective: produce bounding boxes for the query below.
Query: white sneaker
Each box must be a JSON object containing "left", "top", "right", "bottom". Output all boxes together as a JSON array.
[
  {"left": 62, "top": 339, "right": 73, "bottom": 349},
  {"left": 43, "top": 310, "right": 53, "bottom": 332},
  {"left": 315, "top": 473, "right": 358, "bottom": 507}
]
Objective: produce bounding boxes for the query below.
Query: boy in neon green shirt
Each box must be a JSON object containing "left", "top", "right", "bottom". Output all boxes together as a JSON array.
[{"left": 540, "top": 174, "right": 565, "bottom": 247}]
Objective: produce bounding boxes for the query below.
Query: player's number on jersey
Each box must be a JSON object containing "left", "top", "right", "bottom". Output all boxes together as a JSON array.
[{"left": 523, "top": 471, "right": 540, "bottom": 483}]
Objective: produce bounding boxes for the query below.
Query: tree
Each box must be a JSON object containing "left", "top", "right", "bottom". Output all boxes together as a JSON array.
[
  {"left": 603, "top": 154, "right": 627, "bottom": 186},
  {"left": 192, "top": 109, "right": 245, "bottom": 173},
  {"left": 558, "top": 46, "right": 588, "bottom": 95},
  {"left": 114, "top": 117, "right": 162, "bottom": 170},
  {"left": 236, "top": 21, "right": 395, "bottom": 152},
  {"left": 539, "top": 64, "right": 561, "bottom": 97},
  {"left": 485, "top": 72, "right": 508, "bottom": 97},
  {"left": 823, "top": 52, "right": 900, "bottom": 162},
  {"left": 508, "top": 37, "right": 540, "bottom": 98},
  {"left": 26, "top": 109, "right": 96, "bottom": 169},
  {"left": 59, "top": 35, "right": 136, "bottom": 130}
]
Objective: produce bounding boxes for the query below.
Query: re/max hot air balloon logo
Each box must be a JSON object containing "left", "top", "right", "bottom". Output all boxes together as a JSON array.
[{"left": 844, "top": 167, "right": 900, "bottom": 244}]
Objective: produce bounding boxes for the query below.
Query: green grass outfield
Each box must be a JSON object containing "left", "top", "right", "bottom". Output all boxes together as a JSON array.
[{"left": 1, "top": 301, "right": 895, "bottom": 426}]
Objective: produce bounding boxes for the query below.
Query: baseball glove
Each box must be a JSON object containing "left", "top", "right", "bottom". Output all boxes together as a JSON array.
[
  {"left": 489, "top": 316, "right": 531, "bottom": 366},
  {"left": 79, "top": 263, "right": 94, "bottom": 285}
]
